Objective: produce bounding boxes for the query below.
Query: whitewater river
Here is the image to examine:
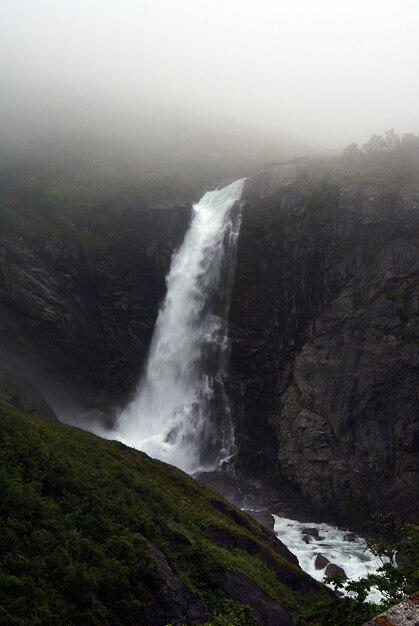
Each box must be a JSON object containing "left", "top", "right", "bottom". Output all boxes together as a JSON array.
[{"left": 274, "top": 515, "right": 384, "bottom": 602}]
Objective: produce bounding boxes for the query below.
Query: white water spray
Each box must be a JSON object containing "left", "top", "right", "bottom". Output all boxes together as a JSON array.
[{"left": 115, "top": 179, "right": 245, "bottom": 473}]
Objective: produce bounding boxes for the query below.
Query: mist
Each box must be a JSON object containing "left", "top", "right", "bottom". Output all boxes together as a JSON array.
[{"left": 2, "top": 0, "right": 419, "bottom": 160}]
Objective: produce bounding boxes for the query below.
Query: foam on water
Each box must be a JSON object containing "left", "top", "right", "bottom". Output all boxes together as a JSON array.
[{"left": 274, "top": 515, "right": 385, "bottom": 602}]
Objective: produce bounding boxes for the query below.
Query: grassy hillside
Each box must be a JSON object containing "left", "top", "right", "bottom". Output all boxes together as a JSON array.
[{"left": 0, "top": 399, "right": 328, "bottom": 626}]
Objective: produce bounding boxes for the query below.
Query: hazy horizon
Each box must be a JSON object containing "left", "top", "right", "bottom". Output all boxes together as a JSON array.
[{"left": 2, "top": 0, "right": 419, "bottom": 157}]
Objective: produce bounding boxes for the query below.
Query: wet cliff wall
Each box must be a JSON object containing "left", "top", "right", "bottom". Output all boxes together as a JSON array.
[
  {"left": 0, "top": 193, "right": 190, "bottom": 416},
  {"left": 230, "top": 160, "right": 419, "bottom": 524},
  {"left": 1, "top": 156, "right": 418, "bottom": 525}
]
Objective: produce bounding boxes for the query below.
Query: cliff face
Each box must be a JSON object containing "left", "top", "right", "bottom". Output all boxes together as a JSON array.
[
  {"left": 0, "top": 158, "right": 418, "bottom": 525},
  {"left": 0, "top": 198, "right": 190, "bottom": 415},
  {"left": 230, "top": 162, "right": 419, "bottom": 523}
]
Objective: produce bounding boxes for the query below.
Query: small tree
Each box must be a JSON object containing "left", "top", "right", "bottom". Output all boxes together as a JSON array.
[
  {"left": 363, "top": 133, "right": 388, "bottom": 153},
  {"left": 384, "top": 128, "right": 400, "bottom": 151}
]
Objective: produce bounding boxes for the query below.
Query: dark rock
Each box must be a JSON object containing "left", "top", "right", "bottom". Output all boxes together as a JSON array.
[
  {"left": 247, "top": 510, "right": 275, "bottom": 531},
  {"left": 222, "top": 570, "right": 293, "bottom": 626},
  {"left": 325, "top": 563, "right": 347, "bottom": 580},
  {"left": 146, "top": 545, "right": 207, "bottom": 626},
  {"left": 302, "top": 527, "right": 320, "bottom": 538},
  {"left": 362, "top": 593, "right": 419, "bottom": 626},
  {"left": 302, "top": 535, "right": 312, "bottom": 544},
  {"left": 343, "top": 533, "right": 357, "bottom": 542},
  {"left": 315, "top": 554, "right": 330, "bottom": 570},
  {"left": 0, "top": 366, "right": 57, "bottom": 421},
  {"left": 229, "top": 165, "right": 419, "bottom": 525},
  {"left": 0, "top": 201, "right": 190, "bottom": 417}
]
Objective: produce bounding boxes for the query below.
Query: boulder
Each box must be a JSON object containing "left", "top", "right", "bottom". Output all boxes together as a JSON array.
[
  {"left": 315, "top": 554, "right": 330, "bottom": 570},
  {"left": 302, "top": 527, "right": 320, "bottom": 538},
  {"left": 248, "top": 510, "right": 275, "bottom": 532},
  {"left": 325, "top": 563, "right": 347, "bottom": 580}
]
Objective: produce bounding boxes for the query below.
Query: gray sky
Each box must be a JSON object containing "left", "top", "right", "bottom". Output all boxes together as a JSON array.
[{"left": 2, "top": 0, "right": 419, "bottom": 151}]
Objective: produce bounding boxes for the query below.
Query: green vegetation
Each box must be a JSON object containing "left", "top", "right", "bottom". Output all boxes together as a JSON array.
[
  {"left": 2, "top": 128, "right": 418, "bottom": 252},
  {"left": 0, "top": 131, "right": 292, "bottom": 250},
  {"left": 341, "top": 129, "right": 419, "bottom": 188},
  {"left": 0, "top": 399, "right": 325, "bottom": 625},
  {"left": 299, "top": 129, "right": 419, "bottom": 213},
  {"left": 204, "top": 600, "right": 257, "bottom": 625}
]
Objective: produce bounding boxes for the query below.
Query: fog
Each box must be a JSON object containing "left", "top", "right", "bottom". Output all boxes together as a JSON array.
[{"left": 2, "top": 0, "right": 419, "bottom": 156}]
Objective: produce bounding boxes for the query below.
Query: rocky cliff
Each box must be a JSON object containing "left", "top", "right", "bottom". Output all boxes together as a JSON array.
[
  {"left": 0, "top": 155, "right": 418, "bottom": 526},
  {"left": 230, "top": 160, "right": 419, "bottom": 524},
  {"left": 0, "top": 192, "right": 190, "bottom": 418}
]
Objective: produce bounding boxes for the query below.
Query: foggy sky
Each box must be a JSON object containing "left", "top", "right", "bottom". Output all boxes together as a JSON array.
[{"left": 2, "top": 0, "right": 419, "bottom": 152}]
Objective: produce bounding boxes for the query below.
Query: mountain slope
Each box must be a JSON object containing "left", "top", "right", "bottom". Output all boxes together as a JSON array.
[{"left": 0, "top": 400, "right": 328, "bottom": 626}]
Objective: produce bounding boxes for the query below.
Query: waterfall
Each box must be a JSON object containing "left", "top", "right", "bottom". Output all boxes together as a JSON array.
[{"left": 115, "top": 178, "right": 245, "bottom": 473}]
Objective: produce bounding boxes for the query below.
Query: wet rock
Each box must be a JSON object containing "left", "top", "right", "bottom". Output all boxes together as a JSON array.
[
  {"left": 343, "top": 533, "right": 357, "bottom": 542},
  {"left": 325, "top": 563, "right": 347, "bottom": 580},
  {"left": 247, "top": 510, "right": 275, "bottom": 532},
  {"left": 315, "top": 554, "right": 330, "bottom": 570},
  {"left": 0, "top": 202, "right": 191, "bottom": 416},
  {"left": 231, "top": 169, "right": 419, "bottom": 525},
  {"left": 302, "top": 527, "right": 320, "bottom": 538}
]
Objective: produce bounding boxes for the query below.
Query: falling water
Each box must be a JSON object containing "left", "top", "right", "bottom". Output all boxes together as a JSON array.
[{"left": 115, "top": 179, "right": 245, "bottom": 473}]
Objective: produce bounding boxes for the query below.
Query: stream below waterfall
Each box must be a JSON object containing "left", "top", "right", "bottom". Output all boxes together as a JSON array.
[{"left": 273, "top": 516, "right": 385, "bottom": 602}]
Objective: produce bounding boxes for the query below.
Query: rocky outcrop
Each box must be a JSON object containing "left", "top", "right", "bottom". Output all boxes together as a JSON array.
[
  {"left": 229, "top": 161, "right": 419, "bottom": 524},
  {"left": 0, "top": 365, "right": 57, "bottom": 420},
  {"left": 146, "top": 546, "right": 207, "bottom": 626},
  {"left": 221, "top": 570, "right": 293, "bottom": 626},
  {"left": 362, "top": 592, "right": 419, "bottom": 626},
  {"left": 324, "top": 563, "right": 347, "bottom": 580},
  {"left": 314, "top": 554, "right": 330, "bottom": 570}
]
